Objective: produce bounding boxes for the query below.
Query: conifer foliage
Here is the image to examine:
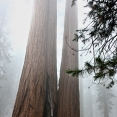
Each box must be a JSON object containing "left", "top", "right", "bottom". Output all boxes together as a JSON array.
[{"left": 67, "top": 0, "right": 117, "bottom": 88}]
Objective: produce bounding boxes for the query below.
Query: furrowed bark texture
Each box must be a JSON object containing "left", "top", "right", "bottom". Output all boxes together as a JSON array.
[
  {"left": 43, "top": 0, "right": 57, "bottom": 117},
  {"left": 12, "top": 0, "right": 57, "bottom": 117},
  {"left": 57, "top": 0, "right": 80, "bottom": 117}
]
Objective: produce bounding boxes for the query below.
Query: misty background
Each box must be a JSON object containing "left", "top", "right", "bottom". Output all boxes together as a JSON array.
[{"left": 0, "top": 0, "right": 117, "bottom": 117}]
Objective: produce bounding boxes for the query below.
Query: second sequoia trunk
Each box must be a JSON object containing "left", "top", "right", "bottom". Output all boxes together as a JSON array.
[{"left": 57, "top": 0, "right": 80, "bottom": 117}]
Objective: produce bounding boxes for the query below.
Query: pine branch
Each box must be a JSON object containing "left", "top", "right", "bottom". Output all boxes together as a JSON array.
[
  {"left": 66, "top": 69, "right": 83, "bottom": 77},
  {"left": 71, "top": 0, "right": 77, "bottom": 7},
  {"left": 66, "top": 0, "right": 117, "bottom": 88}
]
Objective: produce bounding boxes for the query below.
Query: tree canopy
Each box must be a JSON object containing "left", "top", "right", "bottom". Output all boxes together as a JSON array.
[{"left": 67, "top": 0, "right": 117, "bottom": 88}]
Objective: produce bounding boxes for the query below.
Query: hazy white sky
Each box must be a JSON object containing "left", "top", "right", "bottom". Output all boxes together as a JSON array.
[
  {"left": 57, "top": 0, "right": 66, "bottom": 77},
  {"left": 9, "top": 0, "right": 33, "bottom": 50}
]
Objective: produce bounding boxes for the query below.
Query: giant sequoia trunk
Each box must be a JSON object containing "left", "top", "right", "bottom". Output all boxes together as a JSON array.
[
  {"left": 57, "top": 0, "right": 80, "bottom": 117},
  {"left": 12, "top": 0, "right": 57, "bottom": 117}
]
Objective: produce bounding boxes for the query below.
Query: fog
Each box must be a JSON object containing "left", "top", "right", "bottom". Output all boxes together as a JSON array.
[
  {"left": 0, "top": 0, "right": 33, "bottom": 116},
  {"left": 0, "top": 0, "right": 117, "bottom": 117}
]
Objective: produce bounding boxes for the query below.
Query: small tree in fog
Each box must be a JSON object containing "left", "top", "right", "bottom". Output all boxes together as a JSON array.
[
  {"left": 96, "top": 85, "right": 115, "bottom": 117},
  {"left": 0, "top": 0, "right": 11, "bottom": 80}
]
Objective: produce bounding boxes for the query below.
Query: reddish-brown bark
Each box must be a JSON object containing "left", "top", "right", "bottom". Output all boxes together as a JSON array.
[
  {"left": 57, "top": 0, "right": 80, "bottom": 117},
  {"left": 12, "top": 0, "right": 57, "bottom": 117}
]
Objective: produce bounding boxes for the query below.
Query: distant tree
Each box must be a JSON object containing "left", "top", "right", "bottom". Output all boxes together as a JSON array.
[
  {"left": 67, "top": 0, "right": 117, "bottom": 88},
  {"left": 0, "top": 0, "right": 11, "bottom": 81},
  {"left": 96, "top": 85, "right": 115, "bottom": 117},
  {"left": 0, "top": 0, "right": 12, "bottom": 116}
]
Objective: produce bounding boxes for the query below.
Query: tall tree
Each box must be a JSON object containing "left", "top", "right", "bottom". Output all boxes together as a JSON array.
[
  {"left": 12, "top": 0, "right": 57, "bottom": 116},
  {"left": 57, "top": 0, "right": 80, "bottom": 117}
]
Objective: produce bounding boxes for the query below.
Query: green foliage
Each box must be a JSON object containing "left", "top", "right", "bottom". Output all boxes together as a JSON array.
[
  {"left": 72, "top": 33, "right": 78, "bottom": 42},
  {"left": 66, "top": 69, "right": 83, "bottom": 77},
  {"left": 67, "top": 56, "right": 117, "bottom": 88},
  {"left": 71, "top": 0, "right": 77, "bottom": 6},
  {"left": 67, "top": 0, "right": 117, "bottom": 88}
]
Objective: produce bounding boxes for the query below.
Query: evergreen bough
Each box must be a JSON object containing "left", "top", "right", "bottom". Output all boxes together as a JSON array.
[{"left": 67, "top": 0, "right": 117, "bottom": 88}]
